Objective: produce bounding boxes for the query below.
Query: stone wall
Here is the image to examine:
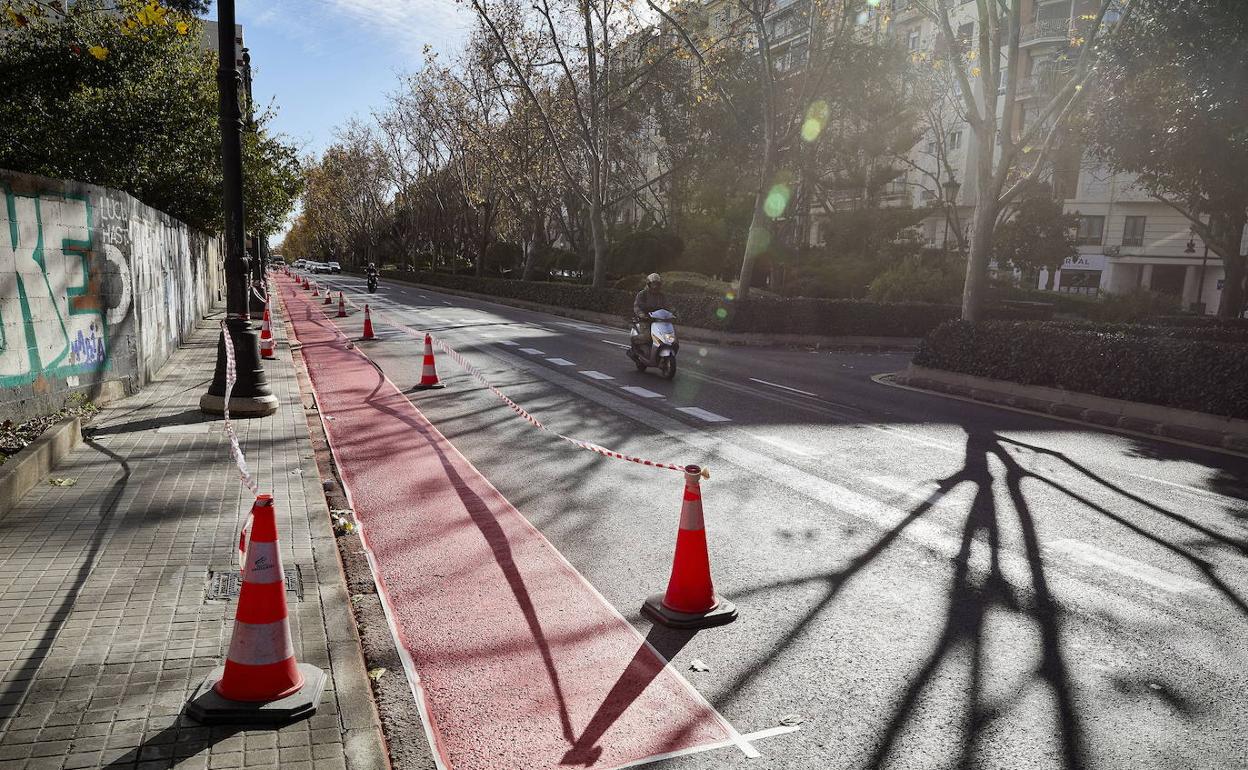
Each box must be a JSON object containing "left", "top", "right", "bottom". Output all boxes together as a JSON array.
[{"left": 1, "top": 169, "right": 224, "bottom": 422}]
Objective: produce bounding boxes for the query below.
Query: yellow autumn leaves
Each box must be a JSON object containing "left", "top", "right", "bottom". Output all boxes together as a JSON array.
[{"left": 2, "top": 1, "right": 191, "bottom": 60}]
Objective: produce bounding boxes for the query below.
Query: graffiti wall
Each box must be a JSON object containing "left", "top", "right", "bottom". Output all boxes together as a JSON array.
[{"left": 1, "top": 169, "right": 224, "bottom": 423}]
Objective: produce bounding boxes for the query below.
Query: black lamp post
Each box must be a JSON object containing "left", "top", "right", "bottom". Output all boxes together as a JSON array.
[
  {"left": 1187, "top": 226, "right": 1210, "bottom": 314},
  {"left": 942, "top": 177, "right": 961, "bottom": 253},
  {"left": 200, "top": 0, "right": 277, "bottom": 417}
]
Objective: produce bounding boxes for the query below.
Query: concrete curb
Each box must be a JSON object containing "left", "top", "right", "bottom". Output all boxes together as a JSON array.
[
  {"left": 0, "top": 416, "right": 81, "bottom": 517},
  {"left": 891, "top": 364, "right": 1248, "bottom": 455},
  {"left": 370, "top": 273, "right": 921, "bottom": 351}
]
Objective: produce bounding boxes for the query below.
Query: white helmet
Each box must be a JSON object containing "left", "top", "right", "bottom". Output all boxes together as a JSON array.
[{"left": 646, "top": 273, "right": 662, "bottom": 287}]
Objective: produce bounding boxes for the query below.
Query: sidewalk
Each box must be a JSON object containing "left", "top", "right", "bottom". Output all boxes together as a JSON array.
[{"left": 0, "top": 308, "right": 386, "bottom": 769}]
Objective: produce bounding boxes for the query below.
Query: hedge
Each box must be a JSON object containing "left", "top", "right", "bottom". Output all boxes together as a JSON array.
[
  {"left": 914, "top": 320, "right": 1248, "bottom": 419},
  {"left": 384, "top": 270, "right": 963, "bottom": 337}
]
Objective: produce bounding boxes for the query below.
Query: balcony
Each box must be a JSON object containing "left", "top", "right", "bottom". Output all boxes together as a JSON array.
[{"left": 1020, "top": 17, "right": 1083, "bottom": 47}]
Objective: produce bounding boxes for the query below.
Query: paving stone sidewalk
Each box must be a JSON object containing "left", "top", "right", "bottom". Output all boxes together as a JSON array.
[{"left": 0, "top": 307, "right": 386, "bottom": 769}]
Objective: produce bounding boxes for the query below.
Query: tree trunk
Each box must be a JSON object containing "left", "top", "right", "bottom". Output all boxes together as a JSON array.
[
  {"left": 589, "top": 197, "right": 609, "bottom": 288},
  {"left": 1044, "top": 267, "right": 1056, "bottom": 291},
  {"left": 738, "top": 191, "right": 771, "bottom": 298},
  {"left": 1215, "top": 212, "right": 1247, "bottom": 319},
  {"left": 962, "top": 199, "right": 997, "bottom": 321}
]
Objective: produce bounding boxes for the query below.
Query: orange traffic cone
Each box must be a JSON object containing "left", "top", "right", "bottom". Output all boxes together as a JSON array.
[
  {"left": 641, "top": 466, "right": 737, "bottom": 629},
  {"left": 311, "top": 283, "right": 319, "bottom": 297},
  {"left": 413, "top": 333, "right": 444, "bottom": 389},
  {"left": 361, "top": 305, "right": 376, "bottom": 340},
  {"left": 187, "top": 496, "right": 326, "bottom": 724},
  {"left": 337, "top": 292, "right": 348, "bottom": 318},
  {"left": 323, "top": 290, "right": 333, "bottom": 306},
  {"left": 259, "top": 308, "right": 275, "bottom": 359},
  {"left": 302, "top": 276, "right": 310, "bottom": 290}
]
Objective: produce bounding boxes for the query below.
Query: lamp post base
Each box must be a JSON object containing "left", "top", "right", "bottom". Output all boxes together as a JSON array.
[{"left": 200, "top": 318, "right": 278, "bottom": 417}]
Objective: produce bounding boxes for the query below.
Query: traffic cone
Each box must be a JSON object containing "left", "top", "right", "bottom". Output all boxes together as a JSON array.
[
  {"left": 412, "top": 333, "right": 444, "bottom": 389},
  {"left": 337, "top": 292, "right": 347, "bottom": 318},
  {"left": 323, "top": 290, "right": 333, "bottom": 306},
  {"left": 259, "top": 308, "right": 275, "bottom": 359},
  {"left": 302, "top": 276, "right": 309, "bottom": 290},
  {"left": 361, "top": 305, "right": 376, "bottom": 340},
  {"left": 312, "top": 283, "right": 319, "bottom": 297},
  {"left": 641, "top": 466, "right": 737, "bottom": 629},
  {"left": 186, "top": 496, "right": 326, "bottom": 724}
]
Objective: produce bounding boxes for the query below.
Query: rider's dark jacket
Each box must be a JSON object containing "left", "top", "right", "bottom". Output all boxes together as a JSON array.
[{"left": 633, "top": 287, "right": 668, "bottom": 318}]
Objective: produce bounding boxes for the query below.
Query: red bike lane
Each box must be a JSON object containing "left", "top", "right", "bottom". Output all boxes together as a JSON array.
[{"left": 277, "top": 276, "right": 742, "bottom": 770}]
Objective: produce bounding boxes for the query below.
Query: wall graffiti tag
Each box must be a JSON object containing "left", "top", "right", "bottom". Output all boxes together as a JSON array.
[{"left": 0, "top": 187, "right": 114, "bottom": 388}]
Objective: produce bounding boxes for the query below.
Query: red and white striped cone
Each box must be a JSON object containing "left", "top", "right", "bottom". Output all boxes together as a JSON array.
[
  {"left": 323, "top": 289, "right": 333, "bottom": 305},
  {"left": 302, "top": 276, "right": 309, "bottom": 290},
  {"left": 336, "top": 292, "right": 347, "bottom": 317},
  {"left": 259, "top": 309, "right": 275, "bottom": 360},
  {"left": 311, "top": 282, "right": 319, "bottom": 297},
  {"left": 412, "top": 333, "right": 445, "bottom": 389},
  {"left": 361, "top": 305, "right": 376, "bottom": 340},
  {"left": 641, "top": 466, "right": 737, "bottom": 629},
  {"left": 187, "top": 496, "right": 326, "bottom": 724}
]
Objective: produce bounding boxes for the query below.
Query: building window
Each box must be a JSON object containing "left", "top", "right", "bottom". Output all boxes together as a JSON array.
[
  {"left": 947, "top": 130, "right": 962, "bottom": 150},
  {"left": 1122, "top": 215, "right": 1146, "bottom": 247},
  {"left": 908, "top": 30, "right": 920, "bottom": 51},
  {"left": 957, "top": 22, "right": 974, "bottom": 44},
  {"left": 1076, "top": 215, "right": 1105, "bottom": 246}
]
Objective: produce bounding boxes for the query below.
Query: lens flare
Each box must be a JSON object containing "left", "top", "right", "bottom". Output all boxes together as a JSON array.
[
  {"left": 764, "top": 184, "right": 791, "bottom": 219},
  {"left": 724, "top": 290, "right": 736, "bottom": 301},
  {"left": 715, "top": 308, "right": 728, "bottom": 320},
  {"left": 801, "top": 100, "right": 830, "bottom": 142}
]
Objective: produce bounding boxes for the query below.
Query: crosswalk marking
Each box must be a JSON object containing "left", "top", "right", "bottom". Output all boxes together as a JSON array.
[
  {"left": 546, "top": 358, "right": 576, "bottom": 366},
  {"left": 579, "top": 371, "right": 615, "bottom": 380},
  {"left": 620, "top": 386, "right": 664, "bottom": 399},
  {"left": 519, "top": 348, "right": 545, "bottom": 355},
  {"left": 676, "top": 407, "right": 731, "bottom": 423}
]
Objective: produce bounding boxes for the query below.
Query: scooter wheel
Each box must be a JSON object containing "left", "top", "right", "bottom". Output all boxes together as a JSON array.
[
  {"left": 634, "top": 359, "right": 647, "bottom": 372},
  {"left": 660, "top": 357, "right": 676, "bottom": 380}
]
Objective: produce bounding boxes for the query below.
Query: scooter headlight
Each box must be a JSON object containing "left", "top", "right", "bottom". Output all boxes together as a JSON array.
[{"left": 660, "top": 333, "right": 676, "bottom": 344}]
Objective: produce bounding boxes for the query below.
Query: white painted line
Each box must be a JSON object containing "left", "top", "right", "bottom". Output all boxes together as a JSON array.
[
  {"left": 579, "top": 370, "right": 615, "bottom": 381},
  {"left": 749, "top": 377, "right": 819, "bottom": 398},
  {"left": 1045, "top": 539, "right": 1210, "bottom": 593},
  {"left": 498, "top": 341, "right": 519, "bottom": 347},
  {"left": 518, "top": 347, "right": 545, "bottom": 355},
  {"left": 419, "top": 294, "right": 429, "bottom": 298},
  {"left": 676, "top": 406, "right": 731, "bottom": 423},
  {"left": 1129, "top": 473, "right": 1242, "bottom": 504},
  {"left": 608, "top": 726, "right": 795, "bottom": 768},
  {"left": 546, "top": 358, "right": 576, "bottom": 366},
  {"left": 441, "top": 301, "right": 452, "bottom": 305},
  {"left": 620, "top": 386, "right": 664, "bottom": 399},
  {"left": 752, "top": 434, "right": 817, "bottom": 457},
  {"left": 601, "top": 339, "right": 631, "bottom": 349}
]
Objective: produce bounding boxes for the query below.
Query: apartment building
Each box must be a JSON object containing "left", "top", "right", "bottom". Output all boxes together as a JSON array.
[{"left": 889, "top": 0, "right": 1236, "bottom": 314}]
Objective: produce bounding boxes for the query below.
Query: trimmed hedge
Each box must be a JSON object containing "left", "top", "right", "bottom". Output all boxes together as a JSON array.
[
  {"left": 385, "top": 270, "right": 962, "bottom": 337},
  {"left": 914, "top": 320, "right": 1248, "bottom": 419}
]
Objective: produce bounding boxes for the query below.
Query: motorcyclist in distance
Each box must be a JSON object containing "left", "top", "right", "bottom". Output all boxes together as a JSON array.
[
  {"left": 633, "top": 273, "right": 668, "bottom": 348},
  {"left": 366, "top": 262, "right": 379, "bottom": 278}
]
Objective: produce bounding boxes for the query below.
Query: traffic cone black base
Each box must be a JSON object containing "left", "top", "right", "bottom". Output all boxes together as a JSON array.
[
  {"left": 411, "top": 382, "right": 446, "bottom": 390},
  {"left": 641, "top": 594, "right": 737, "bottom": 630},
  {"left": 187, "top": 663, "right": 327, "bottom": 725}
]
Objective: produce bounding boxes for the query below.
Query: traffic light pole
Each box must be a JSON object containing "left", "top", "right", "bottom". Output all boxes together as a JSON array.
[{"left": 200, "top": 0, "right": 277, "bottom": 417}]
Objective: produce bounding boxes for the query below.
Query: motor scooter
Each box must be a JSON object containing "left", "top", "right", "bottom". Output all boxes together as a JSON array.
[
  {"left": 626, "top": 309, "right": 678, "bottom": 379},
  {"left": 366, "top": 273, "right": 378, "bottom": 293}
]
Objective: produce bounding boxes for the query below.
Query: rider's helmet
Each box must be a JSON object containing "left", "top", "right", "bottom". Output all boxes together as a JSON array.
[{"left": 646, "top": 273, "right": 663, "bottom": 289}]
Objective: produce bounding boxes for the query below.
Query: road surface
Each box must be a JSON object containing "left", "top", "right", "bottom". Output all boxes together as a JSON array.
[{"left": 296, "top": 271, "right": 1247, "bottom": 770}]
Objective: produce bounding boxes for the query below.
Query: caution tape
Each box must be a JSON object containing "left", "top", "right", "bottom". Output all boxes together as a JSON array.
[
  {"left": 306, "top": 276, "right": 689, "bottom": 474},
  {"left": 219, "top": 319, "right": 260, "bottom": 568}
]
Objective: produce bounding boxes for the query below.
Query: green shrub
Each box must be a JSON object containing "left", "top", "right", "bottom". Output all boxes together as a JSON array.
[
  {"left": 867, "top": 255, "right": 965, "bottom": 304},
  {"left": 915, "top": 320, "right": 1248, "bottom": 418},
  {"left": 385, "top": 270, "right": 961, "bottom": 337}
]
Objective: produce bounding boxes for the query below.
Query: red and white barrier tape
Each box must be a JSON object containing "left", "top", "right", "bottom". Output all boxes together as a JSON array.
[
  {"left": 219, "top": 320, "right": 260, "bottom": 568},
  {"left": 305, "top": 276, "right": 688, "bottom": 472}
]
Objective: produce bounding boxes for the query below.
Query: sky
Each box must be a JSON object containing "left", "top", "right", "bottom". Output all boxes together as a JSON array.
[{"left": 207, "top": 0, "right": 472, "bottom": 158}]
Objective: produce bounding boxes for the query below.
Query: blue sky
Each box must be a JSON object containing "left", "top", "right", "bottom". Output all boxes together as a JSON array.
[{"left": 208, "top": 0, "right": 472, "bottom": 158}]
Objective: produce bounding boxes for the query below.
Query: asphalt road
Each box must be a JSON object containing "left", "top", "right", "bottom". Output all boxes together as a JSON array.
[{"left": 303, "top": 271, "right": 1247, "bottom": 770}]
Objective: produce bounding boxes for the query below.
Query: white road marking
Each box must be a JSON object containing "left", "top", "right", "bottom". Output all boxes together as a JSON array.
[
  {"left": 752, "top": 434, "right": 817, "bottom": 457},
  {"left": 441, "top": 301, "right": 452, "bottom": 305},
  {"left": 519, "top": 348, "right": 545, "bottom": 355},
  {"left": 546, "top": 358, "right": 576, "bottom": 366},
  {"left": 1045, "top": 540, "right": 1209, "bottom": 593},
  {"left": 748, "top": 377, "right": 819, "bottom": 398},
  {"left": 419, "top": 294, "right": 429, "bottom": 298},
  {"left": 620, "top": 386, "right": 664, "bottom": 399},
  {"left": 676, "top": 407, "right": 731, "bottom": 423},
  {"left": 555, "top": 320, "right": 615, "bottom": 333},
  {"left": 498, "top": 341, "right": 519, "bottom": 347},
  {"left": 601, "top": 339, "right": 630, "bottom": 349},
  {"left": 580, "top": 370, "right": 615, "bottom": 380},
  {"left": 1129, "top": 473, "right": 1243, "bottom": 505}
]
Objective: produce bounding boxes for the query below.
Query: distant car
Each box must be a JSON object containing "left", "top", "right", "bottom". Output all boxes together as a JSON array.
[
  {"left": 327, "top": 261, "right": 341, "bottom": 274},
  {"left": 313, "top": 261, "right": 332, "bottom": 274},
  {"left": 293, "top": 258, "right": 306, "bottom": 269}
]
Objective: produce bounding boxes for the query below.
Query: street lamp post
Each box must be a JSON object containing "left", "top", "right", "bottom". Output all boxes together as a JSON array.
[
  {"left": 200, "top": 0, "right": 277, "bottom": 417},
  {"left": 1186, "top": 227, "right": 1210, "bottom": 314}
]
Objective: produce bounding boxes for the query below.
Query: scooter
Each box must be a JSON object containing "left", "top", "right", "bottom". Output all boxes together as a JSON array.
[
  {"left": 627, "top": 309, "right": 679, "bottom": 379},
  {"left": 366, "top": 273, "right": 378, "bottom": 293}
]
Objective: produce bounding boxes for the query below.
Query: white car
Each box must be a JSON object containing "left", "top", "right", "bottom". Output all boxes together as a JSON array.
[{"left": 327, "top": 261, "right": 341, "bottom": 274}]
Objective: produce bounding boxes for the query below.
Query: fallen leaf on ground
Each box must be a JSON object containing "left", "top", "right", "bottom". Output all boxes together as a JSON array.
[
  {"left": 779, "top": 714, "right": 804, "bottom": 726},
  {"left": 367, "top": 667, "right": 387, "bottom": 682},
  {"left": 688, "top": 659, "right": 711, "bottom": 672},
  {"left": 48, "top": 478, "right": 76, "bottom": 487}
]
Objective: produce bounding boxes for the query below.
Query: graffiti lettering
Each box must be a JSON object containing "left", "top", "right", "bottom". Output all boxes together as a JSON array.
[{"left": 0, "top": 187, "right": 108, "bottom": 387}]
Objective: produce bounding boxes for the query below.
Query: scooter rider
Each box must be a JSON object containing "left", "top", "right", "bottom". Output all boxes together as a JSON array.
[{"left": 633, "top": 273, "right": 668, "bottom": 348}]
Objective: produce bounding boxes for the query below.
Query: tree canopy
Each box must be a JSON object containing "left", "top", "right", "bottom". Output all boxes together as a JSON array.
[{"left": 0, "top": 0, "right": 301, "bottom": 235}]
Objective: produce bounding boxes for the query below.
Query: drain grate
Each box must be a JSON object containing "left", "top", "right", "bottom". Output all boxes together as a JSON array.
[{"left": 206, "top": 565, "right": 304, "bottom": 602}]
